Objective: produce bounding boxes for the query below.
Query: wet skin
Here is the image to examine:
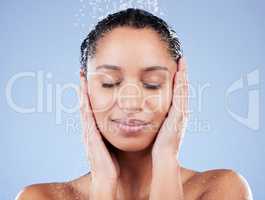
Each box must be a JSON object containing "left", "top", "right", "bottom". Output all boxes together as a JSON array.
[{"left": 16, "top": 27, "right": 252, "bottom": 200}]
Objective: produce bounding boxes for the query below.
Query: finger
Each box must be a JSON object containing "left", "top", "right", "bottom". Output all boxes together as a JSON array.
[
  {"left": 182, "top": 63, "right": 189, "bottom": 120},
  {"left": 80, "top": 69, "right": 104, "bottom": 167},
  {"left": 173, "top": 57, "right": 189, "bottom": 118},
  {"left": 80, "top": 70, "right": 114, "bottom": 170},
  {"left": 178, "top": 56, "right": 187, "bottom": 72},
  {"left": 170, "top": 60, "right": 185, "bottom": 124},
  {"left": 80, "top": 69, "right": 97, "bottom": 169},
  {"left": 162, "top": 57, "right": 189, "bottom": 135},
  {"left": 175, "top": 57, "right": 189, "bottom": 134},
  {"left": 80, "top": 69, "right": 96, "bottom": 137}
]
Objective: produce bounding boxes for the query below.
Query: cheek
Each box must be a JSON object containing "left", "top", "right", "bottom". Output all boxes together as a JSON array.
[
  {"left": 87, "top": 84, "right": 114, "bottom": 132},
  {"left": 88, "top": 81, "right": 115, "bottom": 112},
  {"left": 144, "top": 86, "right": 172, "bottom": 115}
]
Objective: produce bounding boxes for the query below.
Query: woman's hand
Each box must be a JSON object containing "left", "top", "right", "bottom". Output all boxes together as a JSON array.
[
  {"left": 149, "top": 57, "right": 189, "bottom": 200},
  {"left": 80, "top": 69, "right": 120, "bottom": 200},
  {"left": 151, "top": 56, "right": 189, "bottom": 161}
]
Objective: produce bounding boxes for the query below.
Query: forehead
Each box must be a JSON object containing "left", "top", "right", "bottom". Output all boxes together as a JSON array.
[{"left": 89, "top": 27, "right": 176, "bottom": 74}]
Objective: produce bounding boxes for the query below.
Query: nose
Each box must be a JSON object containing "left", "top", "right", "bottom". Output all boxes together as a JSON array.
[{"left": 117, "top": 82, "right": 143, "bottom": 114}]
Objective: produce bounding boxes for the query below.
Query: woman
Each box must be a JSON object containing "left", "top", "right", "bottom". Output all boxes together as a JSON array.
[{"left": 17, "top": 8, "right": 252, "bottom": 200}]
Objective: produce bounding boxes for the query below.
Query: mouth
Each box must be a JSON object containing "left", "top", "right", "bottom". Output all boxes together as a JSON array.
[
  {"left": 112, "top": 118, "right": 150, "bottom": 126},
  {"left": 111, "top": 118, "right": 150, "bottom": 134}
]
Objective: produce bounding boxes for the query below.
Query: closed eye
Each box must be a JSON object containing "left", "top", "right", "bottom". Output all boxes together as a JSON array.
[
  {"left": 143, "top": 83, "right": 161, "bottom": 90},
  {"left": 101, "top": 82, "right": 162, "bottom": 90},
  {"left": 101, "top": 82, "right": 121, "bottom": 88}
]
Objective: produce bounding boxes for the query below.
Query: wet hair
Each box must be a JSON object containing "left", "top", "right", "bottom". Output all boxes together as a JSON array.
[{"left": 80, "top": 8, "right": 183, "bottom": 71}]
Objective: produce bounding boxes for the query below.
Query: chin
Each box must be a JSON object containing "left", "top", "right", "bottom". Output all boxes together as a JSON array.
[
  {"left": 113, "top": 140, "right": 152, "bottom": 152},
  {"left": 102, "top": 132, "right": 155, "bottom": 153}
]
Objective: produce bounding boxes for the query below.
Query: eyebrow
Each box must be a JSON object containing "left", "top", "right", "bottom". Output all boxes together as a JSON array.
[
  {"left": 96, "top": 64, "right": 122, "bottom": 71},
  {"left": 96, "top": 64, "right": 169, "bottom": 72},
  {"left": 142, "top": 66, "right": 169, "bottom": 72}
]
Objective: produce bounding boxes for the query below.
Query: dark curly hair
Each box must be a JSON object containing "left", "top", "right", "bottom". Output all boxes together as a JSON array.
[{"left": 80, "top": 8, "right": 183, "bottom": 71}]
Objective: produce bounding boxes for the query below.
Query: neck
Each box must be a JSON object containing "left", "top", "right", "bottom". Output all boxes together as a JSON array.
[
  {"left": 116, "top": 147, "right": 152, "bottom": 177},
  {"left": 113, "top": 145, "right": 153, "bottom": 199}
]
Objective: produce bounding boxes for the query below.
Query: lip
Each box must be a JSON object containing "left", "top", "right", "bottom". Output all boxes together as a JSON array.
[
  {"left": 112, "top": 118, "right": 150, "bottom": 126},
  {"left": 111, "top": 118, "right": 150, "bottom": 135}
]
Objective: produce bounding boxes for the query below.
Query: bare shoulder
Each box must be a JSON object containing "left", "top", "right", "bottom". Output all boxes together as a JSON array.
[
  {"left": 15, "top": 182, "right": 78, "bottom": 200},
  {"left": 15, "top": 173, "right": 91, "bottom": 200},
  {"left": 198, "top": 168, "right": 253, "bottom": 200}
]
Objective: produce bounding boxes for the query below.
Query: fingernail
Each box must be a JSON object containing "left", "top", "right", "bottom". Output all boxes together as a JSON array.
[{"left": 80, "top": 68, "right": 86, "bottom": 77}]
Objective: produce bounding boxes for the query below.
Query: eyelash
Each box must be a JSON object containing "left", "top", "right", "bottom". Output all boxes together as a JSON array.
[
  {"left": 101, "top": 82, "right": 121, "bottom": 88},
  {"left": 143, "top": 83, "right": 161, "bottom": 90},
  {"left": 101, "top": 82, "right": 161, "bottom": 90}
]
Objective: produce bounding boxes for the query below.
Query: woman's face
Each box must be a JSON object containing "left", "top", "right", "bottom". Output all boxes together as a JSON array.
[{"left": 86, "top": 27, "right": 177, "bottom": 152}]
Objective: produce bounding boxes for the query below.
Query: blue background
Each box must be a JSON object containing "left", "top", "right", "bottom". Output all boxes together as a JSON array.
[{"left": 0, "top": 0, "right": 264, "bottom": 199}]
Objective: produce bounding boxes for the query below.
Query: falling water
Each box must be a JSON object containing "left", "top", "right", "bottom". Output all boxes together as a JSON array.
[{"left": 74, "top": 0, "right": 164, "bottom": 32}]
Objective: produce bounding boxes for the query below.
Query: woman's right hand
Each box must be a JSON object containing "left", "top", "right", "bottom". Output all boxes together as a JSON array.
[{"left": 80, "top": 69, "right": 120, "bottom": 199}]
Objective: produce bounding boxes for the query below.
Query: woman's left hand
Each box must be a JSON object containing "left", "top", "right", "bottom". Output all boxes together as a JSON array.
[
  {"left": 149, "top": 57, "right": 189, "bottom": 200},
  {"left": 151, "top": 56, "right": 189, "bottom": 161}
]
